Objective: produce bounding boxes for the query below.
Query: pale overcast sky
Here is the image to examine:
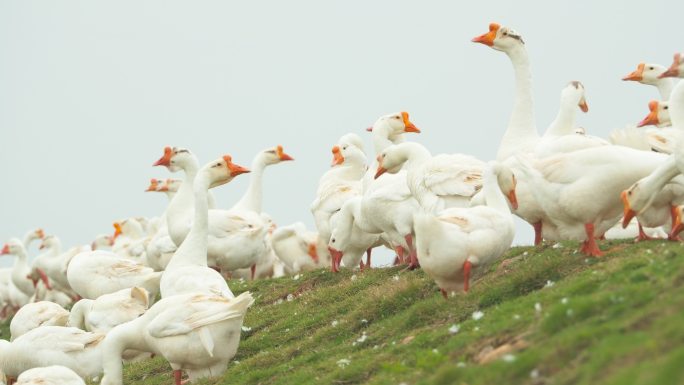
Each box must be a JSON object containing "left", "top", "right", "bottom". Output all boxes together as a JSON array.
[{"left": 2, "top": 1, "right": 683, "bottom": 265}]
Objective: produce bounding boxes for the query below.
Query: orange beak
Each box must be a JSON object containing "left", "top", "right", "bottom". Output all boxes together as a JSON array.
[
  {"left": 578, "top": 98, "right": 589, "bottom": 113},
  {"left": 622, "top": 63, "right": 645, "bottom": 81},
  {"left": 374, "top": 155, "right": 387, "bottom": 179},
  {"left": 113, "top": 222, "right": 122, "bottom": 239},
  {"left": 659, "top": 54, "right": 681, "bottom": 78},
  {"left": 401, "top": 111, "right": 421, "bottom": 133},
  {"left": 223, "top": 155, "right": 251, "bottom": 177},
  {"left": 276, "top": 145, "right": 294, "bottom": 161},
  {"left": 366, "top": 127, "right": 373, "bottom": 132},
  {"left": 307, "top": 243, "right": 319, "bottom": 263},
  {"left": 36, "top": 229, "right": 45, "bottom": 239},
  {"left": 621, "top": 191, "right": 636, "bottom": 228},
  {"left": 145, "top": 179, "right": 159, "bottom": 192},
  {"left": 637, "top": 101, "right": 660, "bottom": 127},
  {"left": 153, "top": 146, "right": 173, "bottom": 167},
  {"left": 472, "top": 22, "right": 500, "bottom": 47},
  {"left": 507, "top": 189, "right": 518, "bottom": 210},
  {"left": 331, "top": 145, "right": 344, "bottom": 166},
  {"left": 1, "top": 245, "right": 9, "bottom": 255}
]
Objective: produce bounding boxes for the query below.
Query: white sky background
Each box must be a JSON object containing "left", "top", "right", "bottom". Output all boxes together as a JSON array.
[{"left": 1, "top": 1, "right": 683, "bottom": 266}]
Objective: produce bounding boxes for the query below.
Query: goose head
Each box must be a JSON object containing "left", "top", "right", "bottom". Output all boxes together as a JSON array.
[
  {"left": 153, "top": 146, "right": 195, "bottom": 172},
  {"left": 91, "top": 234, "right": 114, "bottom": 250},
  {"left": 38, "top": 235, "right": 59, "bottom": 250},
  {"left": 659, "top": 53, "right": 684, "bottom": 78},
  {"left": 331, "top": 142, "right": 367, "bottom": 167},
  {"left": 145, "top": 178, "right": 160, "bottom": 192},
  {"left": 490, "top": 161, "right": 519, "bottom": 210},
  {"left": 159, "top": 178, "right": 182, "bottom": 192},
  {"left": 620, "top": 182, "right": 658, "bottom": 228},
  {"left": 25, "top": 228, "right": 45, "bottom": 244},
  {"left": 375, "top": 111, "right": 421, "bottom": 135},
  {"left": 472, "top": 22, "right": 525, "bottom": 52},
  {"left": 622, "top": 63, "right": 668, "bottom": 84},
  {"left": 1, "top": 238, "right": 25, "bottom": 256},
  {"left": 258, "top": 145, "right": 294, "bottom": 166},
  {"left": 562, "top": 81, "right": 589, "bottom": 113},
  {"left": 637, "top": 100, "right": 671, "bottom": 128},
  {"left": 338, "top": 133, "right": 365, "bottom": 153},
  {"left": 374, "top": 145, "right": 407, "bottom": 179},
  {"left": 202, "top": 155, "right": 251, "bottom": 188}
]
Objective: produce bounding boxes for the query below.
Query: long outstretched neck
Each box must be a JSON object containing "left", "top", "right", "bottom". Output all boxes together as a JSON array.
[
  {"left": 22, "top": 232, "right": 37, "bottom": 249},
  {"left": 168, "top": 157, "right": 200, "bottom": 210},
  {"left": 102, "top": 322, "right": 148, "bottom": 385},
  {"left": 499, "top": 45, "right": 538, "bottom": 158},
  {"left": 168, "top": 170, "right": 210, "bottom": 268},
  {"left": 483, "top": 169, "right": 511, "bottom": 214},
  {"left": 640, "top": 155, "right": 680, "bottom": 195},
  {"left": 657, "top": 78, "right": 674, "bottom": 101},
  {"left": 372, "top": 122, "right": 400, "bottom": 155},
  {"left": 545, "top": 97, "right": 577, "bottom": 137},
  {"left": 232, "top": 154, "right": 265, "bottom": 213}
]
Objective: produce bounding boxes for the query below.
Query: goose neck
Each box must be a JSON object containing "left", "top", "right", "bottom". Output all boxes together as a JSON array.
[{"left": 232, "top": 155, "right": 266, "bottom": 213}]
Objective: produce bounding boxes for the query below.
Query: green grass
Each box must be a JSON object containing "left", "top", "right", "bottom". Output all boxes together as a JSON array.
[{"left": 7, "top": 239, "right": 684, "bottom": 384}]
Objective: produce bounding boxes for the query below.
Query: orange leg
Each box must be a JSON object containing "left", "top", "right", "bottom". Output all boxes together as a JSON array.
[
  {"left": 405, "top": 234, "right": 419, "bottom": 270},
  {"left": 365, "top": 248, "right": 372, "bottom": 268},
  {"left": 533, "top": 221, "right": 543, "bottom": 246},
  {"left": 636, "top": 222, "right": 654, "bottom": 242},
  {"left": 250, "top": 265, "right": 256, "bottom": 280},
  {"left": 440, "top": 288, "right": 448, "bottom": 299},
  {"left": 394, "top": 246, "right": 405, "bottom": 265},
  {"left": 463, "top": 260, "right": 472, "bottom": 292},
  {"left": 668, "top": 205, "right": 683, "bottom": 241},
  {"left": 581, "top": 223, "right": 603, "bottom": 257}
]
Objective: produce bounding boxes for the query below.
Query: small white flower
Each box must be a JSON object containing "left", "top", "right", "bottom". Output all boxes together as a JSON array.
[
  {"left": 276, "top": 299, "right": 284, "bottom": 305},
  {"left": 457, "top": 362, "right": 466, "bottom": 368},
  {"left": 502, "top": 354, "right": 516, "bottom": 362},
  {"left": 432, "top": 349, "right": 439, "bottom": 354},
  {"left": 286, "top": 294, "right": 295, "bottom": 302},
  {"left": 373, "top": 345, "right": 379, "bottom": 349},
  {"left": 535, "top": 303, "right": 542, "bottom": 313},
  {"left": 472, "top": 311, "right": 484, "bottom": 321},
  {"left": 356, "top": 332, "right": 368, "bottom": 343},
  {"left": 241, "top": 326, "right": 252, "bottom": 332},
  {"left": 474, "top": 326, "right": 480, "bottom": 331},
  {"left": 523, "top": 252, "right": 529, "bottom": 256},
  {"left": 561, "top": 297, "right": 569, "bottom": 305},
  {"left": 234, "top": 360, "right": 240, "bottom": 365},
  {"left": 331, "top": 320, "right": 339, "bottom": 327},
  {"left": 351, "top": 274, "right": 357, "bottom": 281},
  {"left": 393, "top": 275, "right": 400, "bottom": 281},
  {"left": 361, "top": 319, "right": 368, "bottom": 324},
  {"left": 646, "top": 249, "right": 653, "bottom": 254},
  {"left": 513, "top": 314, "right": 521, "bottom": 320},
  {"left": 544, "top": 280, "right": 555, "bottom": 288},
  {"left": 552, "top": 243, "right": 562, "bottom": 249},
  {"left": 293, "top": 274, "right": 301, "bottom": 280},
  {"left": 530, "top": 369, "right": 539, "bottom": 378},
  {"left": 448, "top": 324, "right": 460, "bottom": 334},
  {"left": 336, "top": 359, "right": 351, "bottom": 368}
]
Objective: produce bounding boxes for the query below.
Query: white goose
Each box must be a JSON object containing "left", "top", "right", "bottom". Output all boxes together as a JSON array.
[
  {"left": 622, "top": 62, "right": 676, "bottom": 100},
  {"left": 68, "top": 287, "right": 149, "bottom": 333},
  {"left": 1, "top": 239, "right": 35, "bottom": 308},
  {"left": 100, "top": 291, "right": 254, "bottom": 385},
  {"left": 413, "top": 162, "right": 516, "bottom": 296},
  {"left": 15, "top": 366, "right": 85, "bottom": 385},
  {"left": 30, "top": 236, "right": 83, "bottom": 296},
  {"left": 111, "top": 218, "right": 147, "bottom": 260},
  {"left": 638, "top": 100, "right": 672, "bottom": 128},
  {"left": 311, "top": 134, "right": 367, "bottom": 247},
  {"left": 66, "top": 249, "right": 162, "bottom": 300},
  {"left": 360, "top": 112, "right": 422, "bottom": 267},
  {"left": 145, "top": 178, "right": 183, "bottom": 271},
  {"left": 614, "top": 100, "right": 678, "bottom": 153},
  {"left": 328, "top": 197, "right": 381, "bottom": 271},
  {"left": 0, "top": 326, "right": 104, "bottom": 382},
  {"left": 10, "top": 301, "right": 70, "bottom": 341},
  {"left": 160, "top": 155, "right": 250, "bottom": 298},
  {"left": 270, "top": 222, "right": 327, "bottom": 273}
]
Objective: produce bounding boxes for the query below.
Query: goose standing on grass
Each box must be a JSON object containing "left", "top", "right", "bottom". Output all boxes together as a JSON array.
[
  {"left": 328, "top": 196, "right": 381, "bottom": 271},
  {"left": 623, "top": 62, "right": 676, "bottom": 100},
  {"left": 15, "top": 366, "right": 85, "bottom": 385},
  {"left": 311, "top": 134, "right": 368, "bottom": 249},
  {"left": 361, "top": 112, "right": 422, "bottom": 267},
  {"left": 413, "top": 162, "right": 516, "bottom": 297},
  {"left": 0, "top": 326, "right": 104, "bottom": 383},
  {"left": 1, "top": 239, "right": 35, "bottom": 309},
  {"left": 10, "top": 301, "right": 70, "bottom": 340},
  {"left": 29, "top": 236, "right": 84, "bottom": 297},
  {"left": 100, "top": 291, "right": 254, "bottom": 385},
  {"left": 160, "top": 155, "right": 250, "bottom": 298}
]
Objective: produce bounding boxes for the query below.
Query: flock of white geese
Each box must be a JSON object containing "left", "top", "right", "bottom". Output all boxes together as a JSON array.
[{"left": 0, "top": 22, "right": 683, "bottom": 385}]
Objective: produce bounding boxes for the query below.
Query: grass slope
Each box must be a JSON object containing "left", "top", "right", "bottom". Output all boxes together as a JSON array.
[{"left": 7, "top": 239, "right": 684, "bottom": 385}]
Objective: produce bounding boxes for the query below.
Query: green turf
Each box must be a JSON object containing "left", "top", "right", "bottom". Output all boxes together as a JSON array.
[{"left": 7, "top": 239, "right": 684, "bottom": 385}]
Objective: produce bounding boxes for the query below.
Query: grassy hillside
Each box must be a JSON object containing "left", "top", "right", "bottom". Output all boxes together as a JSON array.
[{"left": 6, "top": 239, "right": 684, "bottom": 385}]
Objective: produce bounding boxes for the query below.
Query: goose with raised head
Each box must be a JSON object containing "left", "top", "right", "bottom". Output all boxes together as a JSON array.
[
  {"left": 209, "top": 146, "right": 293, "bottom": 276},
  {"left": 311, "top": 133, "right": 368, "bottom": 248},
  {"left": 623, "top": 62, "right": 676, "bottom": 100},
  {"left": 1, "top": 239, "right": 35, "bottom": 307},
  {"left": 22, "top": 228, "right": 45, "bottom": 251},
  {"left": 413, "top": 162, "right": 516, "bottom": 296},
  {"left": 15, "top": 366, "right": 85, "bottom": 385},
  {"left": 160, "top": 155, "right": 250, "bottom": 298},
  {"left": 111, "top": 219, "right": 147, "bottom": 260},
  {"left": 360, "top": 112, "right": 422, "bottom": 267},
  {"left": 659, "top": 53, "right": 684, "bottom": 127},
  {"left": 10, "top": 301, "right": 70, "bottom": 341},
  {"left": 328, "top": 197, "right": 381, "bottom": 271},
  {"left": 146, "top": 178, "right": 183, "bottom": 271},
  {"left": 0, "top": 326, "right": 104, "bottom": 382},
  {"left": 100, "top": 291, "right": 254, "bottom": 385},
  {"left": 638, "top": 100, "right": 672, "bottom": 128},
  {"left": 270, "top": 222, "right": 327, "bottom": 273}
]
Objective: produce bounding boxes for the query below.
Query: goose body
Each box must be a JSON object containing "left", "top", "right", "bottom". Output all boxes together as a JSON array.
[
  {"left": 15, "top": 366, "right": 85, "bottom": 385},
  {"left": 271, "top": 222, "right": 327, "bottom": 273},
  {"left": 10, "top": 301, "right": 70, "bottom": 341},
  {"left": 68, "top": 287, "right": 149, "bottom": 333}
]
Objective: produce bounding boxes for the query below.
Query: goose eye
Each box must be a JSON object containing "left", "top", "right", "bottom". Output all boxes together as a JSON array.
[
  {"left": 649, "top": 67, "right": 654, "bottom": 70},
  {"left": 331, "top": 238, "right": 336, "bottom": 243},
  {"left": 342, "top": 146, "right": 348, "bottom": 150},
  {"left": 215, "top": 163, "right": 221, "bottom": 167},
  {"left": 664, "top": 106, "right": 669, "bottom": 110},
  {"left": 394, "top": 116, "right": 400, "bottom": 119}
]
